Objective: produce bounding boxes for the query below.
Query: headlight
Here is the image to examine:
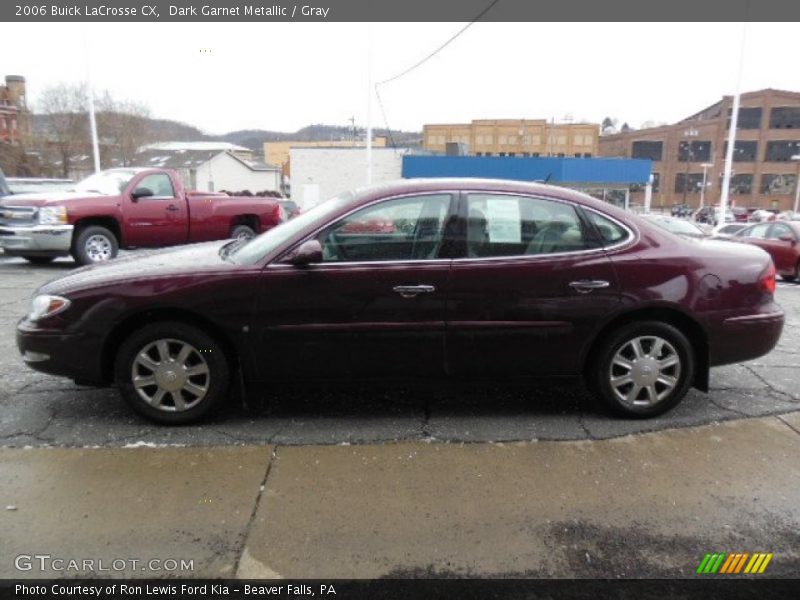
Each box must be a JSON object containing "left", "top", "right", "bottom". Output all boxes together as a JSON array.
[
  {"left": 38, "top": 206, "right": 68, "bottom": 225},
  {"left": 28, "top": 295, "right": 71, "bottom": 321}
]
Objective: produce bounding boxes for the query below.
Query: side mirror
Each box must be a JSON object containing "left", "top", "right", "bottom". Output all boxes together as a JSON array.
[
  {"left": 288, "top": 239, "right": 323, "bottom": 266},
  {"left": 131, "top": 187, "right": 153, "bottom": 201}
]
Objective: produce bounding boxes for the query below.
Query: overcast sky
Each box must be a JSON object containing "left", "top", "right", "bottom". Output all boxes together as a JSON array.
[{"left": 1, "top": 22, "right": 796, "bottom": 134}]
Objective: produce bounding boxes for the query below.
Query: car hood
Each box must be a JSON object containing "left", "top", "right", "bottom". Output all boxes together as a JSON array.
[
  {"left": 0, "top": 192, "right": 104, "bottom": 207},
  {"left": 39, "top": 240, "right": 233, "bottom": 295}
]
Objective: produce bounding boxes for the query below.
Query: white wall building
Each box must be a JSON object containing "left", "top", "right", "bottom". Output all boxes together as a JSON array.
[{"left": 289, "top": 147, "right": 409, "bottom": 209}]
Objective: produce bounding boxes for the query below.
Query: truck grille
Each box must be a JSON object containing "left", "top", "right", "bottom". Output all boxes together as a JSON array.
[{"left": 0, "top": 206, "right": 37, "bottom": 227}]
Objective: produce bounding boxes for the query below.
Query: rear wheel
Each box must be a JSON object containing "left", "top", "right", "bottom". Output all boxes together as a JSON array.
[
  {"left": 72, "top": 225, "right": 118, "bottom": 265},
  {"left": 590, "top": 321, "right": 694, "bottom": 418},
  {"left": 230, "top": 224, "right": 256, "bottom": 242},
  {"left": 114, "top": 321, "right": 230, "bottom": 424},
  {"left": 21, "top": 255, "right": 55, "bottom": 265}
]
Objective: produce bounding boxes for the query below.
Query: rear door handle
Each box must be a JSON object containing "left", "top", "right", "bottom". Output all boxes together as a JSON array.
[
  {"left": 393, "top": 285, "right": 436, "bottom": 298},
  {"left": 569, "top": 280, "right": 610, "bottom": 294}
]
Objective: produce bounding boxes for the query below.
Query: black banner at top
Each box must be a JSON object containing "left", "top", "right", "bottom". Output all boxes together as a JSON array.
[{"left": 1, "top": 0, "right": 797, "bottom": 22}]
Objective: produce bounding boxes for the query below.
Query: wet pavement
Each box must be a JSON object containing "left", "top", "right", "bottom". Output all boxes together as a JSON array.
[{"left": 1, "top": 251, "right": 799, "bottom": 579}]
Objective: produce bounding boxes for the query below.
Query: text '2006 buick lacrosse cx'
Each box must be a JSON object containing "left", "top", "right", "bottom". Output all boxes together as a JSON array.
[{"left": 17, "top": 179, "right": 784, "bottom": 424}]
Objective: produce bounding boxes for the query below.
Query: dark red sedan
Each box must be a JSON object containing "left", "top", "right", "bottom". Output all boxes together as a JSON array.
[
  {"left": 17, "top": 179, "right": 784, "bottom": 424},
  {"left": 732, "top": 220, "right": 800, "bottom": 282}
]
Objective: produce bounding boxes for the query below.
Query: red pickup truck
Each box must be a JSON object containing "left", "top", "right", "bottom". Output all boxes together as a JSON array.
[{"left": 0, "top": 168, "right": 284, "bottom": 265}]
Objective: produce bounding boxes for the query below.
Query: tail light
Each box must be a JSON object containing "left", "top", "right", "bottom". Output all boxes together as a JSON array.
[{"left": 759, "top": 262, "right": 776, "bottom": 295}]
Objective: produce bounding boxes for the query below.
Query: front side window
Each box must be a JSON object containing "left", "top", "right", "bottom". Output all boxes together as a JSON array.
[
  {"left": 136, "top": 174, "right": 175, "bottom": 198},
  {"left": 319, "top": 194, "right": 452, "bottom": 263},
  {"left": 464, "top": 194, "right": 595, "bottom": 258},
  {"left": 745, "top": 223, "right": 771, "bottom": 239},
  {"left": 768, "top": 224, "right": 795, "bottom": 240}
]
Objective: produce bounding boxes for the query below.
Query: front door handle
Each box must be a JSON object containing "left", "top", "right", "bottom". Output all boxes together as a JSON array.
[
  {"left": 166, "top": 204, "right": 180, "bottom": 212},
  {"left": 569, "top": 280, "right": 610, "bottom": 294},
  {"left": 393, "top": 284, "right": 436, "bottom": 298}
]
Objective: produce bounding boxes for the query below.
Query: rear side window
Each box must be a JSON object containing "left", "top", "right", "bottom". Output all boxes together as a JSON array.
[
  {"left": 745, "top": 223, "right": 771, "bottom": 239},
  {"left": 586, "top": 210, "right": 630, "bottom": 245},
  {"left": 464, "top": 194, "right": 593, "bottom": 258}
]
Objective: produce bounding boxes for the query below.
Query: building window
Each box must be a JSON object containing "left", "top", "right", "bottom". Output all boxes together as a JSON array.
[
  {"left": 476, "top": 152, "right": 483, "bottom": 157},
  {"left": 498, "top": 135, "right": 508, "bottom": 145},
  {"left": 508, "top": 152, "right": 516, "bottom": 157},
  {"left": 727, "top": 107, "right": 762, "bottom": 129},
  {"left": 522, "top": 152, "right": 530, "bottom": 157},
  {"left": 761, "top": 173, "right": 798, "bottom": 194},
  {"left": 508, "top": 135, "right": 517, "bottom": 145},
  {"left": 532, "top": 152, "right": 540, "bottom": 157},
  {"left": 675, "top": 173, "right": 705, "bottom": 193},
  {"left": 730, "top": 174, "right": 753, "bottom": 194},
  {"left": 557, "top": 135, "right": 567, "bottom": 145},
  {"left": 556, "top": 152, "right": 565, "bottom": 158},
  {"left": 769, "top": 107, "right": 800, "bottom": 129},
  {"left": 574, "top": 153, "right": 582, "bottom": 158},
  {"left": 475, "top": 135, "right": 484, "bottom": 145},
  {"left": 678, "top": 141, "right": 712, "bottom": 162},
  {"left": 583, "top": 153, "right": 592, "bottom": 158},
  {"left": 723, "top": 140, "right": 758, "bottom": 162},
  {"left": 765, "top": 140, "right": 800, "bottom": 162},
  {"left": 499, "top": 152, "right": 506, "bottom": 157},
  {"left": 631, "top": 141, "right": 663, "bottom": 161},
  {"left": 484, "top": 152, "right": 493, "bottom": 156},
  {"left": 522, "top": 135, "right": 531, "bottom": 145},
  {"left": 631, "top": 173, "right": 660, "bottom": 193}
]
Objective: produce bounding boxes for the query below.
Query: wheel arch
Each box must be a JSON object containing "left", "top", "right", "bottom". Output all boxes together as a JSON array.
[
  {"left": 582, "top": 306, "right": 709, "bottom": 392},
  {"left": 101, "top": 307, "right": 240, "bottom": 383},
  {"left": 229, "top": 214, "right": 260, "bottom": 234},
  {"left": 73, "top": 217, "right": 123, "bottom": 247}
]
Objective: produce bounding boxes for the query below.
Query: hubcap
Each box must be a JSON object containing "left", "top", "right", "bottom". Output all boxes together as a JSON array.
[
  {"left": 85, "top": 234, "right": 113, "bottom": 262},
  {"left": 131, "top": 339, "right": 210, "bottom": 412},
  {"left": 235, "top": 229, "right": 254, "bottom": 242},
  {"left": 609, "top": 336, "right": 681, "bottom": 407}
]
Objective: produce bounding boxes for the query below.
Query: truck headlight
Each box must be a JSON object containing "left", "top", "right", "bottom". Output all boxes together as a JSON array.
[
  {"left": 38, "top": 206, "right": 68, "bottom": 225},
  {"left": 28, "top": 295, "right": 71, "bottom": 321}
]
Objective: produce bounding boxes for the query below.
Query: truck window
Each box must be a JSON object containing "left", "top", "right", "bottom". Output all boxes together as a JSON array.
[{"left": 137, "top": 174, "right": 175, "bottom": 199}]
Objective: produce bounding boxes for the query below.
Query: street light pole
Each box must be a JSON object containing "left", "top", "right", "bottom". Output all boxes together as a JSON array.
[
  {"left": 700, "top": 162, "right": 713, "bottom": 209},
  {"left": 791, "top": 154, "right": 800, "bottom": 214}
]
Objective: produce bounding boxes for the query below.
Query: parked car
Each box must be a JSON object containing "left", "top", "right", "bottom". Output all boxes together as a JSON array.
[
  {"left": 0, "top": 168, "right": 284, "bottom": 265},
  {"left": 731, "top": 221, "right": 800, "bottom": 281},
  {"left": 17, "top": 179, "right": 783, "bottom": 424},
  {"left": 639, "top": 214, "right": 709, "bottom": 239},
  {"left": 694, "top": 206, "right": 734, "bottom": 226},
  {"left": 278, "top": 199, "right": 301, "bottom": 219},
  {"left": 670, "top": 203, "right": 693, "bottom": 218},
  {"left": 711, "top": 222, "right": 748, "bottom": 238},
  {"left": 749, "top": 209, "right": 777, "bottom": 223}
]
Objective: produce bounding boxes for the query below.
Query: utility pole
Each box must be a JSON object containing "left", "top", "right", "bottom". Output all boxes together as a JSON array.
[
  {"left": 720, "top": 23, "right": 747, "bottom": 222},
  {"left": 365, "top": 24, "right": 373, "bottom": 185},
  {"left": 83, "top": 26, "right": 101, "bottom": 174}
]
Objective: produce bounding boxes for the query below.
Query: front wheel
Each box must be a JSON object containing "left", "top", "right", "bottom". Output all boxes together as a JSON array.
[
  {"left": 72, "top": 225, "right": 119, "bottom": 265},
  {"left": 589, "top": 321, "right": 695, "bottom": 418},
  {"left": 114, "top": 321, "right": 231, "bottom": 424}
]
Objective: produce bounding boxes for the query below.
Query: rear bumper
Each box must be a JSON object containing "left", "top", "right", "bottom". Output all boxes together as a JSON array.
[
  {"left": 0, "top": 224, "right": 73, "bottom": 255},
  {"left": 16, "top": 319, "right": 106, "bottom": 384},
  {"left": 708, "top": 307, "right": 785, "bottom": 367}
]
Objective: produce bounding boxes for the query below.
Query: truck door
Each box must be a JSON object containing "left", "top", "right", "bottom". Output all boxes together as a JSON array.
[{"left": 124, "top": 173, "right": 188, "bottom": 247}]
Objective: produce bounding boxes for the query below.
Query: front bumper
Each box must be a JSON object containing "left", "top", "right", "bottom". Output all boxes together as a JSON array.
[
  {"left": 0, "top": 224, "right": 73, "bottom": 255},
  {"left": 16, "top": 318, "right": 106, "bottom": 384}
]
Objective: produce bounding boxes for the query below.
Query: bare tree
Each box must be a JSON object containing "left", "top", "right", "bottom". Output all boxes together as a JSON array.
[
  {"left": 37, "top": 83, "right": 89, "bottom": 178},
  {"left": 96, "top": 92, "right": 153, "bottom": 167}
]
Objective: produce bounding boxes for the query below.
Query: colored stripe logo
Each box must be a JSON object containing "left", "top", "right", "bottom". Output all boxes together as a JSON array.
[{"left": 696, "top": 552, "right": 773, "bottom": 574}]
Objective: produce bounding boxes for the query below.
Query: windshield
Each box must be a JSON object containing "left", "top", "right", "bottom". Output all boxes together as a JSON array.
[
  {"left": 230, "top": 191, "right": 356, "bottom": 264},
  {"left": 73, "top": 170, "right": 139, "bottom": 195}
]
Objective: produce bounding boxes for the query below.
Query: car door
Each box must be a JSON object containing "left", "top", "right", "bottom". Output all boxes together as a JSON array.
[
  {"left": 764, "top": 222, "right": 798, "bottom": 274},
  {"left": 737, "top": 222, "right": 773, "bottom": 255},
  {"left": 251, "top": 193, "right": 456, "bottom": 380},
  {"left": 445, "top": 192, "right": 621, "bottom": 377},
  {"left": 124, "top": 173, "right": 188, "bottom": 247}
]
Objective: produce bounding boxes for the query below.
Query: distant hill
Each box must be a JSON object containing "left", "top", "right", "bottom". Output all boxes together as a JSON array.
[{"left": 31, "top": 115, "right": 421, "bottom": 155}]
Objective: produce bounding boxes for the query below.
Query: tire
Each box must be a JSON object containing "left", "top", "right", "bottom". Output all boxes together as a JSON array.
[
  {"left": 22, "top": 255, "right": 55, "bottom": 265},
  {"left": 781, "top": 261, "right": 799, "bottom": 283},
  {"left": 589, "top": 321, "right": 695, "bottom": 418},
  {"left": 114, "top": 321, "right": 231, "bottom": 425},
  {"left": 71, "top": 225, "right": 119, "bottom": 265},
  {"left": 230, "top": 224, "right": 256, "bottom": 242}
]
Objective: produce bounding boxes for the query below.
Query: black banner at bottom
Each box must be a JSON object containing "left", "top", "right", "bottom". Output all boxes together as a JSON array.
[{"left": 2, "top": 579, "right": 800, "bottom": 600}]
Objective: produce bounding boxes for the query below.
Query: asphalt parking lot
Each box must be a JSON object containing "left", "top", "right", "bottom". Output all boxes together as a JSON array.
[{"left": 1, "top": 250, "right": 800, "bottom": 579}]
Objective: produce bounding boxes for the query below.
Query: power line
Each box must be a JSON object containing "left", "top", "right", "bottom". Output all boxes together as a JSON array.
[{"left": 373, "top": 0, "right": 502, "bottom": 149}]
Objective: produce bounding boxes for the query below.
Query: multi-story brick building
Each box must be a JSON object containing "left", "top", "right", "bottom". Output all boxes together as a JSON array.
[
  {"left": 0, "top": 75, "right": 29, "bottom": 145},
  {"left": 599, "top": 89, "right": 800, "bottom": 211},
  {"left": 423, "top": 119, "right": 599, "bottom": 158}
]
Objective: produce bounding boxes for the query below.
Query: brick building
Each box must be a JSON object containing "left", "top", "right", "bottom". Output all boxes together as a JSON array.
[
  {"left": 423, "top": 119, "right": 599, "bottom": 158},
  {"left": 599, "top": 89, "right": 800, "bottom": 211},
  {"left": 0, "top": 75, "right": 29, "bottom": 144}
]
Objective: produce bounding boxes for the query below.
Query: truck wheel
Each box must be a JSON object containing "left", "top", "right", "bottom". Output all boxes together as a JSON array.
[
  {"left": 114, "top": 321, "right": 230, "bottom": 425},
  {"left": 22, "top": 256, "right": 55, "bottom": 265},
  {"left": 230, "top": 224, "right": 256, "bottom": 242},
  {"left": 72, "top": 225, "right": 118, "bottom": 265}
]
